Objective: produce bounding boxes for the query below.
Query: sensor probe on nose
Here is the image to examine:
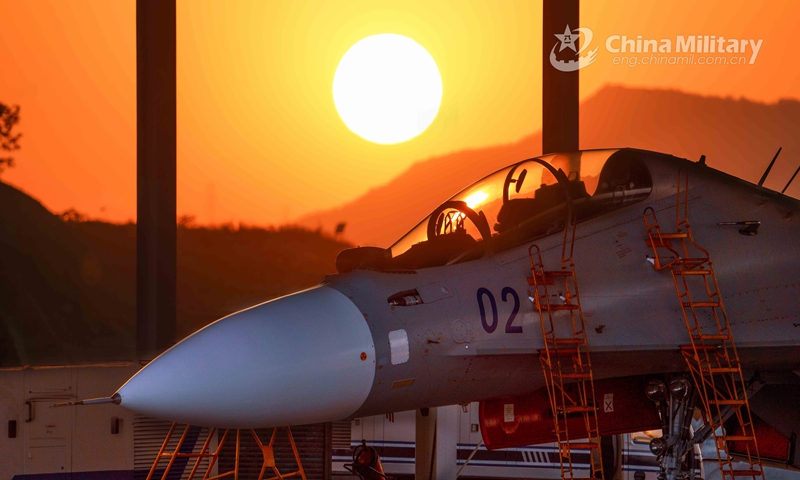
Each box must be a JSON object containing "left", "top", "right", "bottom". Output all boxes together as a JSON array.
[{"left": 51, "top": 394, "right": 121, "bottom": 408}]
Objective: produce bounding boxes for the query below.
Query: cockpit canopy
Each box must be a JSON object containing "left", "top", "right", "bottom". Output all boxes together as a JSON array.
[{"left": 349, "top": 149, "right": 652, "bottom": 271}]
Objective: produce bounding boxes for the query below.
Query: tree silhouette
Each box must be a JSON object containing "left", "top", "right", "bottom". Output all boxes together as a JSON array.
[{"left": 0, "top": 103, "right": 21, "bottom": 174}]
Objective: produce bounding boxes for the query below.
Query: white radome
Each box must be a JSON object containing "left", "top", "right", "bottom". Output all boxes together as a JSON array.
[{"left": 116, "top": 286, "right": 376, "bottom": 428}]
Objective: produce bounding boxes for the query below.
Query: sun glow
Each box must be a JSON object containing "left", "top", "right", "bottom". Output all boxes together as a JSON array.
[
  {"left": 464, "top": 191, "right": 489, "bottom": 209},
  {"left": 333, "top": 34, "right": 443, "bottom": 145}
]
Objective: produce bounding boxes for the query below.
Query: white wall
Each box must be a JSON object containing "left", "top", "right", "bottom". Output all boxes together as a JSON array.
[
  {"left": 0, "top": 363, "right": 140, "bottom": 480},
  {"left": 0, "top": 369, "right": 24, "bottom": 477},
  {"left": 72, "top": 365, "right": 139, "bottom": 473}
]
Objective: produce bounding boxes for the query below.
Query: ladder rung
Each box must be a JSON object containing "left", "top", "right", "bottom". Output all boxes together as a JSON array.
[
  {"left": 554, "top": 372, "right": 592, "bottom": 379},
  {"left": 682, "top": 301, "right": 720, "bottom": 308},
  {"left": 702, "top": 367, "right": 740, "bottom": 373},
  {"left": 543, "top": 270, "right": 573, "bottom": 277},
  {"left": 563, "top": 442, "right": 600, "bottom": 449},
  {"left": 528, "top": 270, "right": 573, "bottom": 285},
  {"left": 709, "top": 399, "right": 746, "bottom": 405},
  {"left": 539, "top": 347, "right": 579, "bottom": 356},
  {"left": 723, "top": 470, "right": 762, "bottom": 477},
  {"left": 546, "top": 338, "right": 586, "bottom": 345},
  {"left": 527, "top": 275, "right": 554, "bottom": 286},
  {"left": 679, "top": 258, "right": 709, "bottom": 267},
  {"left": 681, "top": 344, "right": 719, "bottom": 353},
  {"left": 542, "top": 303, "right": 580, "bottom": 311},
  {"left": 646, "top": 238, "right": 671, "bottom": 248},
  {"left": 680, "top": 269, "right": 712, "bottom": 275},
  {"left": 659, "top": 233, "right": 689, "bottom": 239},
  {"left": 721, "top": 435, "right": 755, "bottom": 442},
  {"left": 692, "top": 334, "right": 731, "bottom": 341},
  {"left": 558, "top": 405, "right": 595, "bottom": 413}
]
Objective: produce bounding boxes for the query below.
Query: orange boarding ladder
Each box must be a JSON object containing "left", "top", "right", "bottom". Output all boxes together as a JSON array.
[
  {"left": 643, "top": 170, "right": 764, "bottom": 480},
  {"left": 528, "top": 212, "right": 604, "bottom": 480},
  {"left": 147, "top": 423, "right": 306, "bottom": 480}
]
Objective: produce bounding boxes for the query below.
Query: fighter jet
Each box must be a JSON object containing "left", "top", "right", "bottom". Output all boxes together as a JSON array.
[{"left": 110, "top": 148, "right": 800, "bottom": 479}]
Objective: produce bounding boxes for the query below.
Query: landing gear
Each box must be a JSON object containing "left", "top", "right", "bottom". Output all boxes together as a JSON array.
[{"left": 646, "top": 377, "right": 702, "bottom": 480}]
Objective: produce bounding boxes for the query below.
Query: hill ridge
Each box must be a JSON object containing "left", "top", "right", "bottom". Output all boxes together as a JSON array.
[{"left": 294, "top": 84, "right": 800, "bottom": 247}]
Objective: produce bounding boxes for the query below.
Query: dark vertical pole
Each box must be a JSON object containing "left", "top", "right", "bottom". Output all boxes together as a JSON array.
[
  {"left": 542, "top": 0, "right": 580, "bottom": 154},
  {"left": 323, "top": 422, "right": 333, "bottom": 480},
  {"left": 137, "top": 0, "right": 176, "bottom": 360}
]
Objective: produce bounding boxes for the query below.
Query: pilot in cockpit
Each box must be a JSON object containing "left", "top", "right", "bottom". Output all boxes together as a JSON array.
[
  {"left": 383, "top": 150, "right": 652, "bottom": 270},
  {"left": 495, "top": 169, "right": 589, "bottom": 234}
]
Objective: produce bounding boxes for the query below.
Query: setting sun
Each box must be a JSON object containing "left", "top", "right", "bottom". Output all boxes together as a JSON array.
[{"left": 333, "top": 34, "right": 442, "bottom": 145}]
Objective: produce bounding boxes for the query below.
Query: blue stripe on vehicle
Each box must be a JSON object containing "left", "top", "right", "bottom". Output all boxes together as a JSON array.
[{"left": 13, "top": 471, "right": 133, "bottom": 480}]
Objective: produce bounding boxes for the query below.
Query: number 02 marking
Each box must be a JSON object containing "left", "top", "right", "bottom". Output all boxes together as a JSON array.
[
  {"left": 502, "top": 287, "right": 522, "bottom": 333},
  {"left": 476, "top": 287, "right": 498, "bottom": 333},
  {"left": 477, "top": 287, "right": 522, "bottom": 334}
]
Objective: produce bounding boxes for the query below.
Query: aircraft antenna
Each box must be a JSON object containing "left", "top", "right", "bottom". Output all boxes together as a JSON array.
[
  {"left": 757, "top": 147, "right": 781, "bottom": 187},
  {"left": 781, "top": 163, "right": 800, "bottom": 194}
]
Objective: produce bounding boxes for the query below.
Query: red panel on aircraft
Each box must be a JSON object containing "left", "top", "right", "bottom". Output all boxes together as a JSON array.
[
  {"left": 729, "top": 413, "right": 790, "bottom": 462},
  {"left": 479, "top": 375, "right": 662, "bottom": 450}
]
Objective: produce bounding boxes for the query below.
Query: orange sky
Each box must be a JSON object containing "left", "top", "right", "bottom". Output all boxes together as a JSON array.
[{"left": 1, "top": 1, "right": 799, "bottom": 225}]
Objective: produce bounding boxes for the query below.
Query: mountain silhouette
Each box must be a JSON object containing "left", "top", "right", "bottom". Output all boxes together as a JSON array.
[
  {"left": 4, "top": 85, "right": 799, "bottom": 365},
  {"left": 0, "top": 181, "right": 350, "bottom": 366},
  {"left": 0, "top": 181, "right": 133, "bottom": 366},
  {"left": 295, "top": 85, "right": 800, "bottom": 247}
]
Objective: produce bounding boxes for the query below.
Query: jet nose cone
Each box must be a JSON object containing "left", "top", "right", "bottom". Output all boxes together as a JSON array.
[{"left": 117, "top": 286, "right": 375, "bottom": 428}]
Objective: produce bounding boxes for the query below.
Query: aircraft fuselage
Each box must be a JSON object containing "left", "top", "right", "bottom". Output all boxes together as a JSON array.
[{"left": 115, "top": 149, "right": 800, "bottom": 428}]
